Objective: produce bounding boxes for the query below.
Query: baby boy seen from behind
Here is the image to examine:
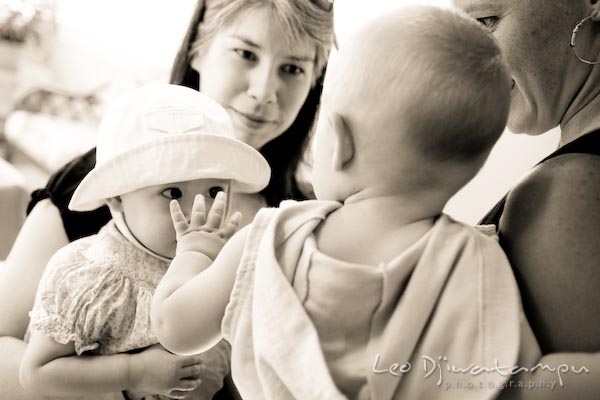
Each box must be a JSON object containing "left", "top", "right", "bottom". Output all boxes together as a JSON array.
[{"left": 153, "top": 6, "right": 540, "bottom": 400}]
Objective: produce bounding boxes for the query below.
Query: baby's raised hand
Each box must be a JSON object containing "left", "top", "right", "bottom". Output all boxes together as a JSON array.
[{"left": 170, "top": 191, "right": 242, "bottom": 260}]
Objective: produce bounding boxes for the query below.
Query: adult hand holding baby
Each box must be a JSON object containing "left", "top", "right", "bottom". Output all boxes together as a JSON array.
[{"left": 170, "top": 191, "right": 242, "bottom": 260}]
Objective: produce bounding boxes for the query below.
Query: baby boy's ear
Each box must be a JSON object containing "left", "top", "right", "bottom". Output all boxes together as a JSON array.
[
  {"left": 331, "top": 112, "right": 355, "bottom": 171},
  {"left": 105, "top": 196, "right": 124, "bottom": 212}
]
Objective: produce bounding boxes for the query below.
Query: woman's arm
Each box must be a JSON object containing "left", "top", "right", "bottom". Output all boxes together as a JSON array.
[
  {"left": 0, "top": 199, "right": 202, "bottom": 399},
  {"left": 20, "top": 330, "right": 203, "bottom": 398},
  {"left": 20, "top": 330, "right": 132, "bottom": 395},
  {"left": 152, "top": 193, "right": 246, "bottom": 356},
  {"left": 0, "top": 199, "right": 69, "bottom": 337},
  {"left": 499, "top": 154, "right": 600, "bottom": 353},
  {"left": 0, "top": 199, "right": 69, "bottom": 399}
]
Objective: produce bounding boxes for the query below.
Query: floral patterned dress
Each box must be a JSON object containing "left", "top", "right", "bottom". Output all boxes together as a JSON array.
[{"left": 27, "top": 221, "right": 230, "bottom": 399}]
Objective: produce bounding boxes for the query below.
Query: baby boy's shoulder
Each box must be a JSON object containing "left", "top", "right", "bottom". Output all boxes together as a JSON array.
[{"left": 439, "top": 214, "right": 507, "bottom": 263}]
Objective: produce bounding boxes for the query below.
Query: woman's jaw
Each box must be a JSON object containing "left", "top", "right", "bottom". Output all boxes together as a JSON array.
[{"left": 226, "top": 106, "right": 279, "bottom": 149}]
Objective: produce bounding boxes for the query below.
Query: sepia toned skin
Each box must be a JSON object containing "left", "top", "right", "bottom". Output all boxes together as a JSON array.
[
  {"left": 0, "top": 3, "right": 324, "bottom": 399},
  {"left": 191, "top": 7, "right": 316, "bottom": 150},
  {"left": 19, "top": 190, "right": 242, "bottom": 399},
  {"left": 151, "top": 8, "right": 522, "bottom": 398},
  {"left": 454, "top": 0, "right": 600, "bottom": 398},
  {"left": 108, "top": 179, "right": 230, "bottom": 259}
]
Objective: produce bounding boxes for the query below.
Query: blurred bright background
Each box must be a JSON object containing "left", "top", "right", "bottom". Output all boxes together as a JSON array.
[{"left": 0, "top": 0, "right": 560, "bottom": 258}]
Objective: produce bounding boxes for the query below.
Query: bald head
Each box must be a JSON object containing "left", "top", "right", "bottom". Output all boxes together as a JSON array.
[{"left": 324, "top": 5, "right": 511, "bottom": 167}]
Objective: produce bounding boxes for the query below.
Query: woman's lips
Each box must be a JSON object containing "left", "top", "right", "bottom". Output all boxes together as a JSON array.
[{"left": 230, "top": 108, "right": 274, "bottom": 129}]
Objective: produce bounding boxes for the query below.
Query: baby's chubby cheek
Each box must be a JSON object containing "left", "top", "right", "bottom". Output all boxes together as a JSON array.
[
  {"left": 134, "top": 220, "right": 178, "bottom": 258},
  {"left": 159, "top": 225, "right": 179, "bottom": 258}
]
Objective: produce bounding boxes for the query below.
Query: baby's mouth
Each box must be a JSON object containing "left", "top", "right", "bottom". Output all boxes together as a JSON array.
[{"left": 511, "top": 79, "right": 516, "bottom": 90}]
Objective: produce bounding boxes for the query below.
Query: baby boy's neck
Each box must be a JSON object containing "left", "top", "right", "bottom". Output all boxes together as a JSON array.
[{"left": 315, "top": 191, "right": 444, "bottom": 266}]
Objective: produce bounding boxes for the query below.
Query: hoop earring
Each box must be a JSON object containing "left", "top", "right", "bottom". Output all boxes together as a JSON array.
[{"left": 570, "top": 15, "right": 600, "bottom": 65}]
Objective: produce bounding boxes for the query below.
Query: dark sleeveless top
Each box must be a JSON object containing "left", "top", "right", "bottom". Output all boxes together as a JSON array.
[
  {"left": 27, "top": 148, "right": 111, "bottom": 241},
  {"left": 27, "top": 144, "right": 307, "bottom": 243},
  {"left": 479, "top": 129, "right": 600, "bottom": 225}
]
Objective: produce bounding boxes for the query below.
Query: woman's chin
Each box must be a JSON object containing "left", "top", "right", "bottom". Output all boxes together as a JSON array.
[
  {"left": 233, "top": 129, "right": 272, "bottom": 150},
  {"left": 507, "top": 97, "right": 550, "bottom": 135},
  {"left": 508, "top": 91, "right": 557, "bottom": 135},
  {"left": 507, "top": 114, "right": 554, "bottom": 136},
  {"left": 230, "top": 114, "right": 286, "bottom": 149}
]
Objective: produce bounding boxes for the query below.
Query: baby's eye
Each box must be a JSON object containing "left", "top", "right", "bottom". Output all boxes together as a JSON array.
[
  {"left": 234, "top": 49, "right": 258, "bottom": 62},
  {"left": 476, "top": 16, "right": 499, "bottom": 31},
  {"left": 281, "top": 64, "right": 305, "bottom": 76},
  {"left": 208, "top": 186, "right": 225, "bottom": 199},
  {"left": 161, "top": 188, "right": 183, "bottom": 200}
]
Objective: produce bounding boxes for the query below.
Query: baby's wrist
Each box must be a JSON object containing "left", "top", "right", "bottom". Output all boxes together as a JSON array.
[
  {"left": 175, "top": 234, "right": 220, "bottom": 257},
  {"left": 175, "top": 249, "right": 214, "bottom": 263}
]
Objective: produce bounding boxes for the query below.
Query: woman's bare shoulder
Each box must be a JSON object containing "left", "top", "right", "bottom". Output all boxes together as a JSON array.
[
  {"left": 503, "top": 152, "right": 600, "bottom": 232},
  {"left": 499, "top": 153, "right": 600, "bottom": 352}
]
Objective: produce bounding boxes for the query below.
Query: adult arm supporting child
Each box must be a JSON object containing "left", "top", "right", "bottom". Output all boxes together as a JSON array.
[
  {"left": 451, "top": 0, "right": 600, "bottom": 397},
  {"left": 496, "top": 164, "right": 600, "bottom": 399},
  {"left": 0, "top": 162, "right": 192, "bottom": 400},
  {"left": 17, "top": 214, "right": 206, "bottom": 399},
  {"left": 0, "top": 200, "right": 71, "bottom": 400},
  {"left": 20, "top": 333, "right": 202, "bottom": 398},
  {"left": 18, "top": 191, "right": 240, "bottom": 399},
  {"left": 152, "top": 192, "right": 245, "bottom": 356}
]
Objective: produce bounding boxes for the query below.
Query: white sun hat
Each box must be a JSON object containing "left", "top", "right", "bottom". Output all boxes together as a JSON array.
[{"left": 69, "top": 84, "right": 271, "bottom": 211}]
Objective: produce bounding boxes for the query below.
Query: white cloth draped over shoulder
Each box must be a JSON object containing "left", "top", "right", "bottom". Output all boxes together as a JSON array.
[{"left": 222, "top": 200, "right": 540, "bottom": 400}]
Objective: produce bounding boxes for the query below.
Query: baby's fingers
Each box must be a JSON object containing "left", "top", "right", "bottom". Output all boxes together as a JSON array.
[
  {"left": 219, "top": 211, "right": 242, "bottom": 239},
  {"left": 189, "top": 194, "right": 207, "bottom": 230},
  {"left": 170, "top": 200, "right": 188, "bottom": 236},
  {"left": 178, "top": 363, "right": 203, "bottom": 379},
  {"left": 168, "top": 392, "right": 188, "bottom": 400},
  {"left": 175, "top": 377, "right": 202, "bottom": 391},
  {"left": 179, "top": 354, "right": 202, "bottom": 367},
  {"left": 169, "top": 383, "right": 201, "bottom": 399},
  {"left": 206, "top": 191, "right": 227, "bottom": 229},
  {"left": 168, "top": 378, "right": 202, "bottom": 399}
]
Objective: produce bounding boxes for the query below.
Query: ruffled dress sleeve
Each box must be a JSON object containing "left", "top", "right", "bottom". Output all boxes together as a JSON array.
[{"left": 28, "top": 223, "right": 163, "bottom": 355}]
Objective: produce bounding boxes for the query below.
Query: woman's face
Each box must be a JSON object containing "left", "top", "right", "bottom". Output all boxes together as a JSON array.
[
  {"left": 192, "top": 7, "right": 317, "bottom": 149},
  {"left": 453, "top": 0, "right": 589, "bottom": 135}
]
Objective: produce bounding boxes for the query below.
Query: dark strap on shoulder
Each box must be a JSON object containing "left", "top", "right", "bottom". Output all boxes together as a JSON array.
[{"left": 479, "top": 129, "right": 600, "bottom": 225}]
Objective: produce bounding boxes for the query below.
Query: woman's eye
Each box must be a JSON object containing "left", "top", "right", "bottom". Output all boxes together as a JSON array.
[
  {"left": 161, "top": 188, "right": 183, "bottom": 200},
  {"left": 476, "top": 16, "right": 499, "bottom": 31},
  {"left": 281, "top": 64, "right": 305, "bottom": 76},
  {"left": 208, "top": 186, "right": 224, "bottom": 199},
  {"left": 234, "top": 49, "right": 257, "bottom": 62}
]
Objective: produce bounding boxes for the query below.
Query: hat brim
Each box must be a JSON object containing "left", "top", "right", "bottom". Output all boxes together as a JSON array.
[{"left": 69, "top": 134, "right": 271, "bottom": 211}]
